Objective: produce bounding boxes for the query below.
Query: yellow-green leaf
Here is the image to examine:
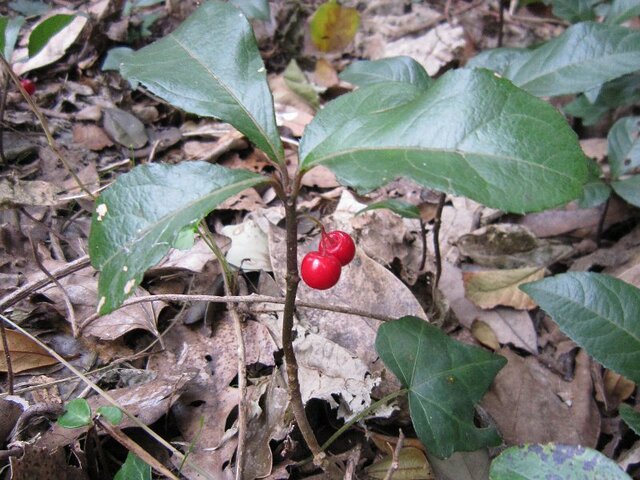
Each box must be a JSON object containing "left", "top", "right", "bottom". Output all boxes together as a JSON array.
[{"left": 310, "top": 1, "right": 359, "bottom": 52}]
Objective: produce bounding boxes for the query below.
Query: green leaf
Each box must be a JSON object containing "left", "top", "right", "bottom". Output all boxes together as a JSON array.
[
  {"left": 469, "top": 22, "right": 640, "bottom": 97},
  {"left": 58, "top": 398, "right": 92, "bottom": 428},
  {"left": 612, "top": 175, "right": 640, "bottom": 207},
  {"left": 89, "top": 161, "right": 266, "bottom": 314},
  {"left": 283, "top": 59, "right": 319, "bottom": 110},
  {"left": 28, "top": 14, "right": 75, "bottom": 57},
  {"left": 299, "top": 68, "right": 589, "bottom": 213},
  {"left": 543, "top": 0, "right": 598, "bottom": 22},
  {"left": 489, "top": 444, "right": 631, "bottom": 480},
  {"left": 619, "top": 404, "right": 640, "bottom": 436},
  {"left": 375, "top": 316, "right": 506, "bottom": 459},
  {"left": 357, "top": 199, "right": 421, "bottom": 219},
  {"left": 114, "top": 452, "right": 151, "bottom": 480},
  {"left": 96, "top": 406, "right": 123, "bottom": 425},
  {"left": 119, "top": 0, "right": 284, "bottom": 165},
  {"left": 608, "top": 116, "right": 640, "bottom": 179},
  {"left": 564, "top": 73, "right": 640, "bottom": 126},
  {"left": 521, "top": 272, "right": 640, "bottom": 383},
  {"left": 340, "top": 56, "right": 433, "bottom": 90},
  {"left": 578, "top": 157, "right": 610, "bottom": 208},
  {"left": 605, "top": 0, "right": 640, "bottom": 24},
  {"left": 8, "top": 0, "right": 50, "bottom": 17},
  {"left": 102, "top": 47, "right": 135, "bottom": 72},
  {"left": 229, "top": 0, "right": 270, "bottom": 20},
  {"left": 0, "top": 15, "right": 25, "bottom": 60}
]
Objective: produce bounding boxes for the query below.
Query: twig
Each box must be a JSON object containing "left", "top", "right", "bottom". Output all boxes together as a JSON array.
[
  {"left": 419, "top": 219, "right": 427, "bottom": 271},
  {"left": 0, "top": 313, "right": 216, "bottom": 480},
  {"left": 0, "top": 73, "right": 9, "bottom": 165},
  {"left": 0, "top": 54, "right": 95, "bottom": 199},
  {"left": 432, "top": 192, "right": 446, "bottom": 289},
  {"left": 28, "top": 236, "right": 78, "bottom": 337},
  {"left": 595, "top": 196, "right": 610, "bottom": 247},
  {"left": 95, "top": 416, "right": 179, "bottom": 480},
  {"left": 199, "top": 225, "right": 248, "bottom": 479},
  {"left": 0, "top": 255, "right": 91, "bottom": 312},
  {"left": 383, "top": 430, "right": 405, "bottom": 480},
  {"left": 79, "top": 293, "right": 395, "bottom": 333},
  {"left": 0, "top": 317, "right": 14, "bottom": 394}
]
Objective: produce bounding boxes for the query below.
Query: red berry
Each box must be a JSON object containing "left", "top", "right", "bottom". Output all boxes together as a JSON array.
[
  {"left": 300, "top": 251, "right": 341, "bottom": 290},
  {"left": 20, "top": 79, "right": 36, "bottom": 96},
  {"left": 319, "top": 230, "right": 355, "bottom": 266}
]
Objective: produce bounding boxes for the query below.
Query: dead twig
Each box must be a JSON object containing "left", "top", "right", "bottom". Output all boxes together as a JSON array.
[{"left": 383, "top": 430, "right": 405, "bottom": 480}]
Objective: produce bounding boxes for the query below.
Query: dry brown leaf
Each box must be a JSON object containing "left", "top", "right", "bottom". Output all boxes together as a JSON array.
[
  {"left": 440, "top": 262, "right": 538, "bottom": 353},
  {"left": 0, "top": 178, "right": 60, "bottom": 208},
  {"left": 462, "top": 267, "right": 544, "bottom": 310},
  {"left": 72, "top": 124, "right": 114, "bottom": 151},
  {"left": 580, "top": 138, "right": 608, "bottom": 161},
  {"left": 0, "top": 329, "right": 58, "bottom": 373},
  {"left": 366, "top": 447, "right": 435, "bottom": 479},
  {"left": 471, "top": 320, "right": 500, "bottom": 351},
  {"left": 603, "top": 370, "right": 636, "bottom": 407},
  {"left": 313, "top": 58, "right": 340, "bottom": 87},
  {"left": 10, "top": 444, "right": 87, "bottom": 480},
  {"left": 482, "top": 349, "right": 600, "bottom": 447}
]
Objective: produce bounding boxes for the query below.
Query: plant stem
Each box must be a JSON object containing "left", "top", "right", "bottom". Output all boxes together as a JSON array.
[
  {"left": 419, "top": 219, "right": 427, "bottom": 271},
  {"left": 595, "top": 196, "right": 610, "bottom": 247},
  {"left": 432, "top": 192, "right": 446, "bottom": 290},
  {"left": 282, "top": 197, "right": 324, "bottom": 463}
]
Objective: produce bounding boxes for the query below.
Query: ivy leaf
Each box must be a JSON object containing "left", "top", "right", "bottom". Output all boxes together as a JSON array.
[
  {"left": 299, "top": 68, "right": 588, "bottom": 213},
  {"left": 608, "top": 116, "right": 640, "bottom": 179},
  {"left": 469, "top": 22, "right": 640, "bottom": 97},
  {"left": 489, "top": 444, "right": 630, "bottom": 480},
  {"left": 521, "top": 272, "right": 640, "bottom": 383},
  {"left": 619, "top": 404, "right": 640, "bottom": 436},
  {"left": 96, "top": 406, "right": 123, "bottom": 426},
  {"left": 0, "top": 15, "right": 25, "bottom": 60},
  {"left": 89, "top": 162, "right": 266, "bottom": 315},
  {"left": 309, "top": 0, "right": 359, "bottom": 52},
  {"left": 28, "top": 14, "right": 75, "bottom": 57},
  {"left": 375, "top": 316, "right": 506, "bottom": 459},
  {"left": 612, "top": 175, "right": 640, "bottom": 208},
  {"left": 114, "top": 452, "right": 151, "bottom": 480},
  {"left": 119, "top": 1, "right": 284, "bottom": 165},
  {"left": 58, "top": 398, "right": 92, "bottom": 429},
  {"left": 340, "top": 56, "right": 433, "bottom": 90}
]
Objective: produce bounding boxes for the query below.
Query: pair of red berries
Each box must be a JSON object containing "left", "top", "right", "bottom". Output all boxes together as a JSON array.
[{"left": 301, "top": 229, "right": 355, "bottom": 290}]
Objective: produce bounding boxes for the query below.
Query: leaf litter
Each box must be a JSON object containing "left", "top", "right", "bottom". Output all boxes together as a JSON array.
[{"left": 0, "top": 0, "right": 639, "bottom": 478}]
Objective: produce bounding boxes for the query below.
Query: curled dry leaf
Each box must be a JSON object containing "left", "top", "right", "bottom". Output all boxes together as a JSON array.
[{"left": 462, "top": 267, "right": 545, "bottom": 310}]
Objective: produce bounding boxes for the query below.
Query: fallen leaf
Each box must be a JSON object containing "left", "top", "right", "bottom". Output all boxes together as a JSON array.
[
  {"left": 310, "top": 1, "right": 360, "bottom": 52},
  {"left": 10, "top": 444, "right": 87, "bottom": 480},
  {"left": 462, "top": 267, "right": 544, "bottom": 310},
  {"left": 313, "top": 57, "right": 339, "bottom": 88},
  {"left": 283, "top": 59, "right": 319, "bottom": 110},
  {"left": 603, "top": 370, "right": 635, "bottom": 407},
  {"left": 0, "top": 329, "right": 58, "bottom": 373},
  {"left": 0, "top": 178, "right": 60, "bottom": 208},
  {"left": 102, "top": 107, "right": 148, "bottom": 149},
  {"left": 482, "top": 349, "right": 600, "bottom": 448},
  {"left": 221, "top": 217, "right": 272, "bottom": 271},
  {"left": 366, "top": 447, "right": 435, "bottom": 479},
  {"left": 471, "top": 320, "right": 500, "bottom": 351}
]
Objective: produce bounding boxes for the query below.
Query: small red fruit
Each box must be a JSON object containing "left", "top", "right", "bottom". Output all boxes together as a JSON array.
[
  {"left": 319, "top": 230, "right": 355, "bottom": 266},
  {"left": 20, "top": 78, "right": 36, "bottom": 96},
  {"left": 300, "top": 251, "right": 341, "bottom": 290}
]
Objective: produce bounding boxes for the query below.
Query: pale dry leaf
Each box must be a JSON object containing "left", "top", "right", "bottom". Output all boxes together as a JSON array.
[
  {"left": 221, "top": 218, "right": 271, "bottom": 271},
  {"left": 439, "top": 262, "right": 538, "bottom": 353},
  {"left": 0, "top": 178, "right": 60, "bottom": 208},
  {"left": 471, "top": 320, "right": 500, "bottom": 351},
  {"left": 366, "top": 447, "right": 435, "bottom": 479},
  {"left": 482, "top": 349, "right": 600, "bottom": 447},
  {"left": 13, "top": 14, "right": 88, "bottom": 75},
  {"left": 462, "top": 267, "right": 544, "bottom": 310},
  {"left": 0, "top": 329, "right": 58, "bottom": 373},
  {"left": 580, "top": 138, "right": 608, "bottom": 161}
]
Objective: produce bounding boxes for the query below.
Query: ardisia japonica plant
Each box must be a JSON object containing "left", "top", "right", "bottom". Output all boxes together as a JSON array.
[{"left": 86, "top": 0, "right": 640, "bottom": 477}]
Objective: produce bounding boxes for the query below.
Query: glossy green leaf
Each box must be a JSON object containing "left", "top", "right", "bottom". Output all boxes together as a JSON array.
[
  {"left": 340, "top": 56, "right": 433, "bottom": 90},
  {"left": 489, "top": 444, "right": 630, "bottom": 480},
  {"left": 612, "top": 175, "right": 640, "bottom": 207},
  {"left": 521, "top": 272, "right": 640, "bottom": 383},
  {"left": 564, "top": 73, "right": 640, "bottom": 126},
  {"left": 544, "top": 0, "right": 598, "bottom": 22},
  {"left": 376, "top": 316, "right": 506, "bottom": 459},
  {"left": 578, "top": 157, "right": 610, "bottom": 208},
  {"left": 58, "top": 398, "right": 92, "bottom": 428},
  {"left": 28, "top": 14, "right": 75, "bottom": 57},
  {"left": 0, "top": 16, "right": 25, "bottom": 60},
  {"left": 299, "top": 68, "right": 588, "bottom": 213},
  {"left": 358, "top": 199, "right": 421, "bottom": 219},
  {"left": 102, "top": 47, "right": 135, "bottom": 72},
  {"left": 605, "top": 0, "right": 640, "bottom": 24},
  {"left": 469, "top": 22, "right": 640, "bottom": 97},
  {"left": 89, "top": 161, "right": 266, "bottom": 314},
  {"left": 97, "top": 406, "right": 123, "bottom": 425},
  {"left": 114, "top": 452, "right": 151, "bottom": 480},
  {"left": 230, "top": 0, "right": 270, "bottom": 20},
  {"left": 119, "top": 0, "right": 284, "bottom": 165},
  {"left": 619, "top": 404, "right": 640, "bottom": 436},
  {"left": 608, "top": 116, "right": 640, "bottom": 178},
  {"left": 283, "top": 59, "right": 319, "bottom": 110}
]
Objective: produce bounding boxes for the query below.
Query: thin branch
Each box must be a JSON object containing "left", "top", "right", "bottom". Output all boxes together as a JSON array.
[
  {"left": 383, "top": 430, "right": 405, "bottom": 480},
  {"left": 0, "top": 314, "right": 216, "bottom": 480},
  {"left": 596, "top": 196, "right": 610, "bottom": 247},
  {"left": 432, "top": 192, "right": 446, "bottom": 289},
  {"left": 419, "top": 219, "right": 427, "bottom": 271},
  {"left": 0, "top": 54, "right": 95, "bottom": 199},
  {"left": 79, "top": 293, "right": 395, "bottom": 333},
  {"left": 0, "top": 317, "right": 14, "bottom": 394}
]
